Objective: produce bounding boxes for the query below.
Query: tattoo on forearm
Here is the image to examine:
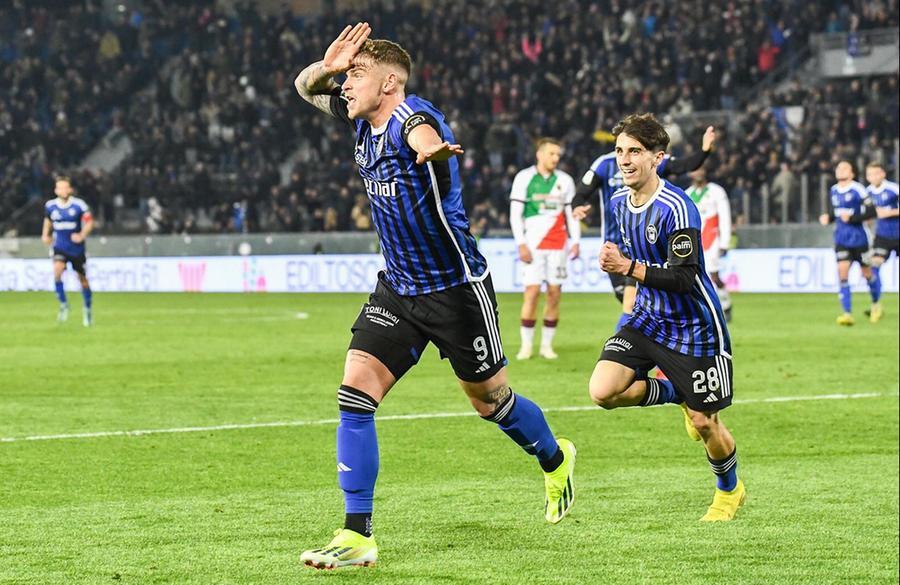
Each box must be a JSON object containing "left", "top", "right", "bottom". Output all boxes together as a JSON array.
[
  {"left": 485, "top": 384, "right": 511, "bottom": 404},
  {"left": 294, "top": 60, "right": 338, "bottom": 116}
]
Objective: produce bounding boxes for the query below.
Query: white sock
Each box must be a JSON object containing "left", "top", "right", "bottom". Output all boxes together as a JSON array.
[
  {"left": 520, "top": 321, "right": 535, "bottom": 349},
  {"left": 541, "top": 320, "right": 557, "bottom": 348}
]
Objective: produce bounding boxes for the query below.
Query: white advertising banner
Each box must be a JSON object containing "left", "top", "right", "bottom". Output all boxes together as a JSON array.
[{"left": 0, "top": 238, "right": 896, "bottom": 293}]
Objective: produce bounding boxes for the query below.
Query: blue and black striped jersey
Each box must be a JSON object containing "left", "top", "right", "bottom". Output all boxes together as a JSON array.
[
  {"left": 868, "top": 180, "right": 899, "bottom": 240},
  {"left": 580, "top": 153, "right": 672, "bottom": 246},
  {"left": 45, "top": 197, "right": 91, "bottom": 257},
  {"left": 829, "top": 181, "right": 871, "bottom": 248},
  {"left": 614, "top": 179, "right": 731, "bottom": 357},
  {"left": 330, "top": 90, "right": 487, "bottom": 296}
]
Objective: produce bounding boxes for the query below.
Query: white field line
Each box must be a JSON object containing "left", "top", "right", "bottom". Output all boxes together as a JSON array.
[{"left": 1, "top": 391, "right": 895, "bottom": 444}]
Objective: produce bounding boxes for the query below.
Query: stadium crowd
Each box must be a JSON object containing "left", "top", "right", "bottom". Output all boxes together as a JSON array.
[{"left": 1, "top": 0, "right": 898, "bottom": 235}]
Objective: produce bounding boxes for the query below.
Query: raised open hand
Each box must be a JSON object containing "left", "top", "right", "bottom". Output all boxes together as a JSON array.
[
  {"left": 414, "top": 141, "right": 465, "bottom": 165},
  {"left": 702, "top": 125, "right": 716, "bottom": 152},
  {"left": 323, "top": 22, "right": 371, "bottom": 75}
]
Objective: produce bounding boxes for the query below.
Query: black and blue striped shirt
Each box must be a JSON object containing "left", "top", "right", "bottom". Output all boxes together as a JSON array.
[
  {"left": 330, "top": 91, "right": 488, "bottom": 296},
  {"left": 614, "top": 179, "right": 732, "bottom": 358}
]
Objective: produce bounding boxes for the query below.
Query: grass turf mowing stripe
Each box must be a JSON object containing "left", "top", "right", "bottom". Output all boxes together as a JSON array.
[{"left": 1, "top": 391, "right": 894, "bottom": 443}]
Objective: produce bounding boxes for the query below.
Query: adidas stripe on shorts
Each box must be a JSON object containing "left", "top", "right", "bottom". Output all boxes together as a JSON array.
[
  {"left": 599, "top": 326, "right": 733, "bottom": 411},
  {"left": 349, "top": 271, "right": 508, "bottom": 383}
]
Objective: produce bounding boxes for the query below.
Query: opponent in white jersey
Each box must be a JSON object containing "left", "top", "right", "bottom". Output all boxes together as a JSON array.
[
  {"left": 686, "top": 168, "right": 732, "bottom": 320},
  {"left": 510, "top": 138, "right": 580, "bottom": 360}
]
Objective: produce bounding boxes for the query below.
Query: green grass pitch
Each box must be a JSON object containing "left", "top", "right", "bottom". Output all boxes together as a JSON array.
[{"left": 1, "top": 291, "right": 897, "bottom": 584}]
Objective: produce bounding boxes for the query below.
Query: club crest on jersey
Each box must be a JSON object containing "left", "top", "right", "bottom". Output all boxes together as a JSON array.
[
  {"left": 646, "top": 223, "right": 658, "bottom": 244},
  {"left": 672, "top": 234, "right": 693, "bottom": 258}
]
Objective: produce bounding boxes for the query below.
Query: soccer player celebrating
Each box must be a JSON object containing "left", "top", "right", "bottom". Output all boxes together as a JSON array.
[
  {"left": 686, "top": 168, "right": 733, "bottom": 321},
  {"left": 865, "top": 161, "right": 898, "bottom": 323},
  {"left": 589, "top": 114, "right": 744, "bottom": 522},
  {"left": 818, "top": 160, "right": 880, "bottom": 326},
  {"left": 293, "top": 23, "right": 576, "bottom": 569},
  {"left": 41, "top": 175, "right": 93, "bottom": 326},
  {"left": 573, "top": 126, "right": 716, "bottom": 330},
  {"left": 509, "top": 138, "right": 580, "bottom": 360}
]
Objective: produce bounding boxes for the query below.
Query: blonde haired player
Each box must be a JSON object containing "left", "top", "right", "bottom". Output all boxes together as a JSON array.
[
  {"left": 686, "top": 168, "right": 733, "bottom": 320},
  {"left": 510, "top": 138, "right": 580, "bottom": 360}
]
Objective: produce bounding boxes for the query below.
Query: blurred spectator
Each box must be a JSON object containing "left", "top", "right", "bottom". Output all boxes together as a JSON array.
[{"left": 1, "top": 0, "right": 898, "bottom": 235}]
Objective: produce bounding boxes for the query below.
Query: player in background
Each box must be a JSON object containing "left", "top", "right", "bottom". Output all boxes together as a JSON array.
[
  {"left": 509, "top": 138, "right": 580, "bottom": 360},
  {"left": 41, "top": 175, "right": 93, "bottom": 326},
  {"left": 818, "top": 160, "right": 880, "bottom": 326},
  {"left": 590, "top": 114, "right": 744, "bottom": 521},
  {"left": 686, "top": 168, "right": 733, "bottom": 321},
  {"left": 864, "top": 161, "right": 898, "bottom": 323},
  {"left": 573, "top": 126, "right": 716, "bottom": 331},
  {"left": 293, "top": 23, "right": 576, "bottom": 570}
]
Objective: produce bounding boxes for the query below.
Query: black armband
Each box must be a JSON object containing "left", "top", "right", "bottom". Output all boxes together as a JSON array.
[
  {"left": 572, "top": 173, "right": 601, "bottom": 208},
  {"left": 662, "top": 149, "right": 710, "bottom": 177},
  {"left": 401, "top": 111, "right": 442, "bottom": 147},
  {"left": 847, "top": 201, "right": 877, "bottom": 224},
  {"left": 643, "top": 264, "right": 697, "bottom": 293}
]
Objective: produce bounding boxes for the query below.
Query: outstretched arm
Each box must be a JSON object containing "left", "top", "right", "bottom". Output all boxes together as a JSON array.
[
  {"left": 660, "top": 126, "right": 715, "bottom": 177},
  {"left": 406, "top": 124, "right": 464, "bottom": 165},
  {"left": 294, "top": 22, "right": 371, "bottom": 116}
]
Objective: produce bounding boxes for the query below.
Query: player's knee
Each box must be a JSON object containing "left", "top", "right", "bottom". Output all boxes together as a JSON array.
[
  {"left": 469, "top": 382, "right": 512, "bottom": 419},
  {"left": 688, "top": 411, "right": 717, "bottom": 437},
  {"left": 588, "top": 378, "right": 619, "bottom": 409}
]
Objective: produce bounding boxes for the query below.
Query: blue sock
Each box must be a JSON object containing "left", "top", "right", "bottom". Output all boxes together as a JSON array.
[
  {"left": 708, "top": 449, "right": 738, "bottom": 491},
  {"left": 483, "top": 391, "right": 560, "bottom": 471},
  {"left": 616, "top": 312, "right": 631, "bottom": 331},
  {"left": 336, "top": 386, "right": 379, "bottom": 536},
  {"left": 868, "top": 270, "right": 881, "bottom": 303},
  {"left": 640, "top": 377, "right": 679, "bottom": 406},
  {"left": 82, "top": 287, "right": 92, "bottom": 309},
  {"left": 54, "top": 281, "right": 67, "bottom": 305},
  {"left": 839, "top": 280, "right": 851, "bottom": 313}
]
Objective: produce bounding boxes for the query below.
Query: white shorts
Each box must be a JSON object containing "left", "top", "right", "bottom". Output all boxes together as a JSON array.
[
  {"left": 704, "top": 246, "right": 721, "bottom": 273},
  {"left": 522, "top": 249, "right": 568, "bottom": 286}
]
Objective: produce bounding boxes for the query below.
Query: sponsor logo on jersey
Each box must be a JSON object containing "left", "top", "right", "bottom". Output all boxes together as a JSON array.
[
  {"left": 364, "top": 178, "right": 398, "bottom": 198},
  {"left": 672, "top": 234, "right": 693, "bottom": 258},
  {"left": 355, "top": 142, "right": 366, "bottom": 166},
  {"left": 646, "top": 223, "right": 658, "bottom": 244},
  {"left": 52, "top": 221, "right": 77, "bottom": 230}
]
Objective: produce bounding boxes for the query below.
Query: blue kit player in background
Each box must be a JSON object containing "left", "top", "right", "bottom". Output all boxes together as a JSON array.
[
  {"left": 41, "top": 175, "right": 93, "bottom": 326},
  {"left": 572, "top": 126, "right": 716, "bottom": 331},
  {"left": 293, "top": 22, "right": 576, "bottom": 570},
  {"left": 865, "top": 161, "right": 898, "bottom": 323},
  {"left": 588, "top": 114, "right": 745, "bottom": 522},
  {"left": 818, "top": 160, "right": 880, "bottom": 326}
]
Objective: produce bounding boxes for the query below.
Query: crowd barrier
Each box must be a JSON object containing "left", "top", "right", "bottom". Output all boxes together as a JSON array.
[{"left": 0, "top": 239, "right": 896, "bottom": 293}]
